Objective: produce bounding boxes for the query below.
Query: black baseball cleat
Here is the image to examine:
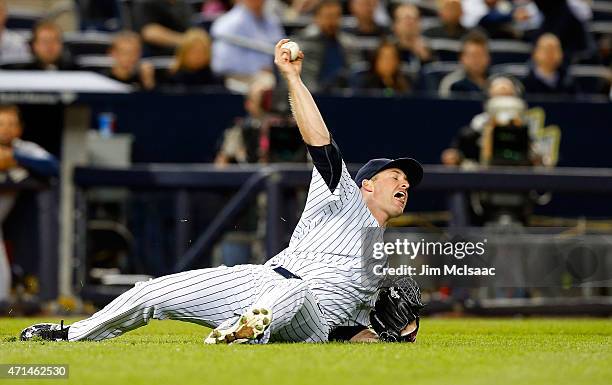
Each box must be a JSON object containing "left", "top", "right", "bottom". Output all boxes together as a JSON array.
[{"left": 20, "top": 320, "right": 70, "bottom": 341}]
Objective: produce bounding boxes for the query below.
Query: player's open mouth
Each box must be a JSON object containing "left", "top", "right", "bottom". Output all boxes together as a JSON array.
[{"left": 393, "top": 190, "right": 406, "bottom": 205}]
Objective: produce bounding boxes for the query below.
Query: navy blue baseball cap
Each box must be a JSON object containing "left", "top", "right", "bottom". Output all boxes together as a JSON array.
[{"left": 354, "top": 158, "right": 423, "bottom": 189}]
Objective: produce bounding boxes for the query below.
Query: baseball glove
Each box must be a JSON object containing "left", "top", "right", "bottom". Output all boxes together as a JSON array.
[{"left": 370, "top": 276, "right": 425, "bottom": 342}]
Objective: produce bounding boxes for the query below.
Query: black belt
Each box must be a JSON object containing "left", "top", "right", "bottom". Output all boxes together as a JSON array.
[{"left": 273, "top": 266, "right": 302, "bottom": 280}]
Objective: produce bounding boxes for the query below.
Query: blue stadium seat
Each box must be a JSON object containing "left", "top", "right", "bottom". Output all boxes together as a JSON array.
[
  {"left": 0, "top": 58, "right": 33, "bottom": 69},
  {"left": 76, "top": 55, "right": 113, "bottom": 72},
  {"left": 0, "top": 30, "right": 31, "bottom": 68},
  {"left": 401, "top": 61, "right": 420, "bottom": 78},
  {"left": 569, "top": 64, "right": 612, "bottom": 94},
  {"left": 429, "top": 38, "right": 532, "bottom": 64},
  {"left": 489, "top": 40, "right": 532, "bottom": 64},
  {"left": 148, "top": 56, "right": 174, "bottom": 69},
  {"left": 490, "top": 63, "right": 530, "bottom": 78},
  {"left": 427, "top": 38, "right": 461, "bottom": 61},
  {"left": 593, "top": 1, "right": 612, "bottom": 21},
  {"left": 5, "top": 10, "right": 43, "bottom": 29},
  {"left": 349, "top": 36, "right": 381, "bottom": 61},
  {"left": 282, "top": 16, "right": 309, "bottom": 37},
  {"left": 64, "top": 31, "right": 113, "bottom": 56},
  {"left": 421, "top": 61, "right": 460, "bottom": 91},
  {"left": 421, "top": 17, "right": 441, "bottom": 31},
  {"left": 148, "top": 56, "right": 175, "bottom": 84},
  {"left": 76, "top": 54, "right": 178, "bottom": 85},
  {"left": 588, "top": 21, "right": 612, "bottom": 36},
  {"left": 491, "top": 64, "right": 611, "bottom": 95},
  {"left": 348, "top": 61, "right": 371, "bottom": 89}
]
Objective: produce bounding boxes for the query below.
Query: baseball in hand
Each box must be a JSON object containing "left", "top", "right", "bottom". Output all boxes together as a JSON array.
[{"left": 281, "top": 41, "right": 300, "bottom": 61}]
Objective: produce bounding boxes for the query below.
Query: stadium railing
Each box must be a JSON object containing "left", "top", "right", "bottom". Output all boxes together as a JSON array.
[{"left": 71, "top": 164, "right": 612, "bottom": 311}]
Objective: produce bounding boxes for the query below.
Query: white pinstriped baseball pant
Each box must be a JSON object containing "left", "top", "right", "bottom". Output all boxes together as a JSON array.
[{"left": 67, "top": 264, "right": 330, "bottom": 343}]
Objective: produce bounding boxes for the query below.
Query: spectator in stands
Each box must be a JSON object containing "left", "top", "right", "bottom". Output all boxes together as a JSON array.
[
  {"left": 423, "top": 0, "right": 467, "bottom": 40},
  {"left": 440, "top": 76, "right": 545, "bottom": 226},
  {"left": 439, "top": 31, "right": 491, "bottom": 96},
  {"left": 532, "top": 0, "right": 595, "bottom": 62},
  {"left": 6, "top": 0, "right": 77, "bottom": 32},
  {"left": 210, "top": 0, "right": 284, "bottom": 85},
  {"left": 22, "top": 20, "right": 76, "bottom": 71},
  {"left": 0, "top": 105, "right": 58, "bottom": 305},
  {"left": 476, "top": 0, "right": 530, "bottom": 40},
  {"left": 461, "top": 0, "right": 533, "bottom": 33},
  {"left": 441, "top": 76, "right": 520, "bottom": 166},
  {"left": 0, "top": 0, "right": 31, "bottom": 64},
  {"left": 215, "top": 73, "right": 276, "bottom": 165},
  {"left": 353, "top": 40, "right": 411, "bottom": 95},
  {"left": 134, "top": 0, "right": 193, "bottom": 56},
  {"left": 523, "top": 33, "right": 577, "bottom": 95},
  {"left": 345, "top": 0, "right": 388, "bottom": 37},
  {"left": 168, "top": 28, "right": 223, "bottom": 87},
  {"left": 392, "top": 3, "right": 434, "bottom": 65},
  {"left": 293, "top": 0, "right": 361, "bottom": 91},
  {"left": 105, "top": 31, "right": 155, "bottom": 90}
]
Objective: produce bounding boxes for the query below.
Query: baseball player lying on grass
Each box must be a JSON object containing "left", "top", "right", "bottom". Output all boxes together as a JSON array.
[{"left": 20, "top": 39, "right": 424, "bottom": 344}]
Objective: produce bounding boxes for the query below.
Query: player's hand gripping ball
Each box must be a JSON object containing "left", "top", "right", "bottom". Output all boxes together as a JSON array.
[{"left": 281, "top": 41, "right": 300, "bottom": 62}]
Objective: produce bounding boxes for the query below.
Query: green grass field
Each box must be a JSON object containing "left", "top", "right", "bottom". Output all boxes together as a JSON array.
[{"left": 1, "top": 317, "right": 611, "bottom": 385}]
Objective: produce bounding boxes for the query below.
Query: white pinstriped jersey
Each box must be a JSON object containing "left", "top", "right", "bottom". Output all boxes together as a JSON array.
[
  {"left": 265, "top": 160, "right": 386, "bottom": 328},
  {"left": 66, "top": 158, "right": 384, "bottom": 343}
]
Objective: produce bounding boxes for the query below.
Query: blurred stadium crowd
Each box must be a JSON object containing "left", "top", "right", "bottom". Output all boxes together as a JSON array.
[{"left": 0, "top": 0, "right": 610, "bottom": 96}]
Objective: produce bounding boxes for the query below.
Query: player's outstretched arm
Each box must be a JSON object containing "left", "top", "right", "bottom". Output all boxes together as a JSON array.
[{"left": 274, "top": 39, "right": 330, "bottom": 147}]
